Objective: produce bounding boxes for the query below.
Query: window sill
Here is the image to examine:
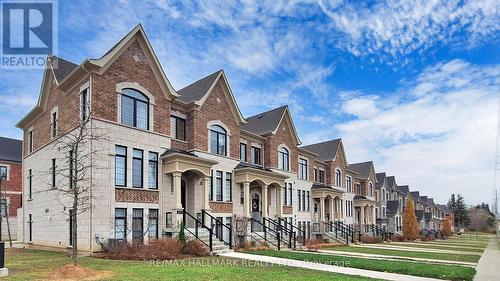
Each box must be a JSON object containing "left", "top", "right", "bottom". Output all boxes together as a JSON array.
[{"left": 172, "top": 138, "right": 188, "bottom": 143}]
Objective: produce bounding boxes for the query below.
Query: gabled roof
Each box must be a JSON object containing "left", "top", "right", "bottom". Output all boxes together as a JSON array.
[
  {"left": 410, "top": 191, "right": 420, "bottom": 201},
  {"left": 427, "top": 198, "right": 435, "bottom": 205},
  {"left": 397, "top": 185, "right": 409, "bottom": 194},
  {"left": 420, "top": 195, "right": 428, "bottom": 203},
  {"left": 349, "top": 161, "right": 374, "bottom": 179},
  {"left": 301, "top": 139, "right": 342, "bottom": 162},
  {"left": 178, "top": 70, "right": 222, "bottom": 103},
  {"left": 49, "top": 56, "right": 78, "bottom": 83},
  {"left": 386, "top": 200, "right": 399, "bottom": 215},
  {"left": 242, "top": 105, "right": 301, "bottom": 144},
  {"left": 386, "top": 176, "right": 397, "bottom": 189},
  {"left": 375, "top": 172, "right": 386, "bottom": 188},
  {"left": 0, "top": 137, "right": 22, "bottom": 162}
]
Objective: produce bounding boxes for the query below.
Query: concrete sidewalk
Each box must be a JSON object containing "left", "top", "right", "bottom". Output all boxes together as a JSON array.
[
  {"left": 353, "top": 244, "right": 482, "bottom": 255},
  {"left": 318, "top": 249, "right": 476, "bottom": 267},
  {"left": 221, "top": 251, "right": 444, "bottom": 281},
  {"left": 474, "top": 239, "right": 500, "bottom": 281}
]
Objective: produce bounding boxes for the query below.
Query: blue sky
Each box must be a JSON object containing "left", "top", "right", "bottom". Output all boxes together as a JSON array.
[{"left": 1, "top": 0, "right": 499, "bottom": 206}]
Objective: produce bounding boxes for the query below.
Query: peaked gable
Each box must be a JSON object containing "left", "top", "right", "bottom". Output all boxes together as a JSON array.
[{"left": 243, "top": 106, "right": 301, "bottom": 145}]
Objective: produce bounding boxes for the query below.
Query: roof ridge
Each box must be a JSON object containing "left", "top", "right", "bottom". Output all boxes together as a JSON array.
[
  {"left": 177, "top": 69, "right": 222, "bottom": 92},
  {"left": 301, "top": 138, "right": 342, "bottom": 148},
  {"left": 245, "top": 105, "right": 288, "bottom": 120}
]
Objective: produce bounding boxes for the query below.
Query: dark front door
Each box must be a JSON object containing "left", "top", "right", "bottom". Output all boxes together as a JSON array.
[
  {"left": 181, "top": 180, "right": 186, "bottom": 209},
  {"left": 251, "top": 193, "right": 261, "bottom": 231}
]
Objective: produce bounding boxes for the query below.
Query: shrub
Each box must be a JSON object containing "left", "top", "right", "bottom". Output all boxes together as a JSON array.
[
  {"left": 185, "top": 240, "right": 210, "bottom": 257},
  {"left": 177, "top": 223, "right": 187, "bottom": 245},
  {"left": 305, "top": 239, "right": 323, "bottom": 251},
  {"left": 360, "top": 235, "right": 382, "bottom": 244},
  {"left": 260, "top": 241, "right": 269, "bottom": 248},
  {"left": 390, "top": 234, "right": 405, "bottom": 242},
  {"left": 105, "top": 238, "right": 185, "bottom": 260}
]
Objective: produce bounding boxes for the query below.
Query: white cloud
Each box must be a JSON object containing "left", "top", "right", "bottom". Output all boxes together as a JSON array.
[
  {"left": 343, "top": 97, "right": 380, "bottom": 119},
  {"left": 319, "top": 0, "right": 500, "bottom": 60},
  {"left": 335, "top": 60, "right": 500, "bottom": 205}
]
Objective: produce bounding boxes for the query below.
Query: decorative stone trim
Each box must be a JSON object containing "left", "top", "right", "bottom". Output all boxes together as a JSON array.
[
  {"left": 209, "top": 202, "right": 233, "bottom": 213},
  {"left": 115, "top": 188, "right": 159, "bottom": 204},
  {"left": 283, "top": 206, "right": 293, "bottom": 214}
]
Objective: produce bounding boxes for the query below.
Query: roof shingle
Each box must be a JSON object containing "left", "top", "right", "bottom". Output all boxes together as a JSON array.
[
  {"left": 241, "top": 105, "right": 288, "bottom": 136},
  {"left": 300, "top": 139, "right": 341, "bottom": 162},
  {"left": 49, "top": 56, "right": 78, "bottom": 83},
  {"left": 0, "top": 137, "right": 22, "bottom": 162},
  {"left": 177, "top": 70, "right": 222, "bottom": 103}
]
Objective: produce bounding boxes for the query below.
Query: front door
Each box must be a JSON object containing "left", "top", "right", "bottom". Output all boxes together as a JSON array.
[
  {"left": 181, "top": 180, "right": 186, "bottom": 209},
  {"left": 251, "top": 193, "right": 261, "bottom": 231}
]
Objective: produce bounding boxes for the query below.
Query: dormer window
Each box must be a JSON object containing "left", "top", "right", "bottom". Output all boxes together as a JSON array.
[
  {"left": 121, "top": 88, "right": 149, "bottom": 130},
  {"left": 278, "top": 147, "right": 290, "bottom": 171},
  {"left": 210, "top": 125, "right": 227, "bottom": 156}
]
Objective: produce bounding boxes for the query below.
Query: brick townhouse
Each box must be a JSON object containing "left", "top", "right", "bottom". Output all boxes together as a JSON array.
[
  {"left": 0, "top": 136, "right": 23, "bottom": 240},
  {"left": 16, "top": 24, "right": 448, "bottom": 252}
]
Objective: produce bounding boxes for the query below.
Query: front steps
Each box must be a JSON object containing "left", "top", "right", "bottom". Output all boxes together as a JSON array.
[{"left": 185, "top": 228, "right": 233, "bottom": 255}]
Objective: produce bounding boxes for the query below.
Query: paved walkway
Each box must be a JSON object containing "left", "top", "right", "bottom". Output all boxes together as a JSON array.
[
  {"left": 389, "top": 242, "right": 485, "bottom": 249},
  {"left": 474, "top": 239, "right": 500, "bottom": 281},
  {"left": 318, "top": 249, "right": 476, "bottom": 267},
  {"left": 221, "top": 251, "right": 444, "bottom": 281},
  {"left": 353, "top": 244, "right": 482, "bottom": 255}
]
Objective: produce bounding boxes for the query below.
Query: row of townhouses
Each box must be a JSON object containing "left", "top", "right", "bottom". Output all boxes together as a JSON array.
[{"left": 14, "top": 25, "right": 453, "bottom": 252}]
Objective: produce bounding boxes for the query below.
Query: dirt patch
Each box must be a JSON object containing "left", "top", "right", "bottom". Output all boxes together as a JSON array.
[
  {"left": 6, "top": 248, "right": 25, "bottom": 254},
  {"left": 46, "top": 264, "right": 113, "bottom": 281}
]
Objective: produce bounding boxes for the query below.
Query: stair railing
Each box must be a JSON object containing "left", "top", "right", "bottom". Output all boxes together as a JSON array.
[
  {"left": 201, "top": 210, "right": 233, "bottom": 249},
  {"left": 182, "top": 209, "right": 212, "bottom": 251}
]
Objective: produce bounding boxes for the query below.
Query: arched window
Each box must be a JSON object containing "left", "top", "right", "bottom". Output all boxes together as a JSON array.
[
  {"left": 210, "top": 125, "right": 227, "bottom": 156},
  {"left": 335, "top": 169, "right": 341, "bottom": 186},
  {"left": 278, "top": 147, "right": 290, "bottom": 171},
  {"left": 121, "top": 88, "right": 149, "bottom": 129}
]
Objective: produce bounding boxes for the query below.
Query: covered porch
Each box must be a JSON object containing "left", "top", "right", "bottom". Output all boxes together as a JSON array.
[
  {"left": 311, "top": 184, "right": 344, "bottom": 234},
  {"left": 354, "top": 195, "right": 376, "bottom": 233},
  {"left": 161, "top": 150, "right": 217, "bottom": 232}
]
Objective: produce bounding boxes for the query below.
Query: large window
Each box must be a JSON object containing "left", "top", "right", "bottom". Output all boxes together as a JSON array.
[
  {"left": 346, "top": 176, "right": 352, "bottom": 192},
  {"left": 251, "top": 146, "right": 261, "bottom": 165},
  {"left": 335, "top": 169, "right": 341, "bottom": 186},
  {"left": 306, "top": 191, "right": 310, "bottom": 211},
  {"left": 319, "top": 170, "right": 325, "bottom": 183},
  {"left": 148, "top": 209, "right": 158, "bottom": 240},
  {"left": 132, "top": 149, "right": 143, "bottom": 188},
  {"left": 301, "top": 190, "right": 306, "bottom": 211},
  {"left": 297, "top": 190, "right": 301, "bottom": 210},
  {"left": 171, "top": 116, "right": 186, "bottom": 141},
  {"left": 215, "top": 171, "right": 223, "bottom": 201},
  {"left": 210, "top": 125, "right": 227, "bottom": 156},
  {"left": 225, "top": 172, "right": 232, "bottom": 202},
  {"left": 115, "top": 146, "right": 127, "bottom": 186},
  {"left": 114, "top": 208, "right": 127, "bottom": 239},
  {"left": 278, "top": 147, "right": 290, "bottom": 171},
  {"left": 368, "top": 183, "right": 373, "bottom": 197},
  {"left": 288, "top": 183, "right": 293, "bottom": 206},
  {"left": 148, "top": 152, "right": 158, "bottom": 189},
  {"left": 283, "top": 184, "right": 288, "bottom": 205},
  {"left": 299, "top": 158, "right": 308, "bottom": 180},
  {"left": 240, "top": 143, "right": 247, "bottom": 161},
  {"left": 208, "top": 171, "right": 213, "bottom": 201},
  {"left": 132, "top": 208, "right": 144, "bottom": 240},
  {"left": 121, "top": 88, "right": 149, "bottom": 130}
]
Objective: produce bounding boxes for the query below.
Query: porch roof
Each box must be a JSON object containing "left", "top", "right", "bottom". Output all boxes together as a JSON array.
[
  {"left": 161, "top": 149, "right": 218, "bottom": 177},
  {"left": 234, "top": 162, "right": 288, "bottom": 187}
]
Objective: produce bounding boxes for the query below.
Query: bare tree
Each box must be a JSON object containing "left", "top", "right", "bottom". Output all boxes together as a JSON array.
[{"left": 47, "top": 110, "right": 108, "bottom": 265}]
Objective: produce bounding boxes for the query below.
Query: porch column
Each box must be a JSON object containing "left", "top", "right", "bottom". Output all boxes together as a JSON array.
[
  {"left": 262, "top": 185, "right": 268, "bottom": 218},
  {"left": 243, "top": 182, "right": 251, "bottom": 218},
  {"left": 202, "top": 176, "right": 211, "bottom": 211},
  {"left": 276, "top": 186, "right": 283, "bottom": 218},
  {"left": 360, "top": 206, "right": 365, "bottom": 228},
  {"left": 372, "top": 206, "right": 376, "bottom": 224},
  {"left": 172, "top": 172, "right": 182, "bottom": 209},
  {"left": 329, "top": 198, "right": 334, "bottom": 222},
  {"left": 319, "top": 197, "right": 325, "bottom": 222}
]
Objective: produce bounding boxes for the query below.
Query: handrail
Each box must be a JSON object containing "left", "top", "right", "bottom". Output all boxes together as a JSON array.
[
  {"left": 278, "top": 217, "right": 305, "bottom": 245},
  {"left": 250, "top": 217, "right": 281, "bottom": 250},
  {"left": 264, "top": 218, "right": 292, "bottom": 248},
  {"left": 324, "top": 221, "right": 349, "bottom": 245},
  {"left": 182, "top": 209, "right": 212, "bottom": 251},
  {"left": 202, "top": 210, "right": 232, "bottom": 249}
]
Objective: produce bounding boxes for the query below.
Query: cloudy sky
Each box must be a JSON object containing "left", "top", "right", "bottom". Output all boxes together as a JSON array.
[{"left": 1, "top": 0, "right": 499, "bottom": 206}]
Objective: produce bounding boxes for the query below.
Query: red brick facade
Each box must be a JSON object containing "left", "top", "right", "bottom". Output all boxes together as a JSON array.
[
  {"left": 264, "top": 115, "right": 298, "bottom": 172},
  {"left": 0, "top": 161, "right": 22, "bottom": 216}
]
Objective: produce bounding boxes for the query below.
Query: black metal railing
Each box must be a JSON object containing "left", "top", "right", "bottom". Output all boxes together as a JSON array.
[
  {"left": 202, "top": 210, "right": 233, "bottom": 249},
  {"left": 367, "top": 224, "right": 391, "bottom": 242},
  {"left": 250, "top": 217, "right": 281, "bottom": 250},
  {"left": 323, "top": 221, "right": 349, "bottom": 245},
  {"left": 278, "top": 218, "right": 305, "bottom": 246},
  {"left": 183, "top": 209, "right": 213, "bottom": 251},
  {"left": 264, "top": 217, "right": 294, "bottom": 248}
]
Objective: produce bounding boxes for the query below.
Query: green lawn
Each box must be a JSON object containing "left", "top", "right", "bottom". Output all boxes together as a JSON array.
[
  {"left": 248, "top": 250, "right": 476, "bottom": 281},
  {"left": 326, "top": 246, "right": 481, "bottom": 263},
  {"left": 382, "top": 243, "right": 485, "bottom": 253},
  {"left": 5, "top": 249, "right": 377, "bottom": 281}
]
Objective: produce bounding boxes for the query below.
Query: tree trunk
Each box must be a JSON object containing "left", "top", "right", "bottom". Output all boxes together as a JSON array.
[{"left": 72, "top": 167, "right": 78, "bottom": 265}]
